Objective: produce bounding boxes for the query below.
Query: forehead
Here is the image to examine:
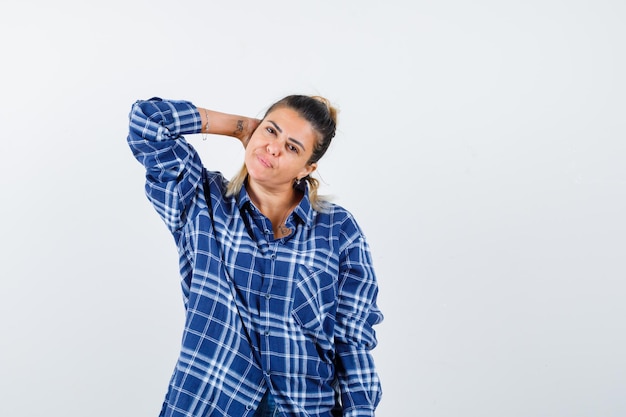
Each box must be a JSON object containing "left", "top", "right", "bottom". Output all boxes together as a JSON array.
[{"left": 265, "top": 107, "right": 318, "bottom": 145}]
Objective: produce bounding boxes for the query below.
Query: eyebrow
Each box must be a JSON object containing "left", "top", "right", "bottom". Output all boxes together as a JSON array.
[{"left": 268, "top": 120, "right": 306, "bottom": 152}]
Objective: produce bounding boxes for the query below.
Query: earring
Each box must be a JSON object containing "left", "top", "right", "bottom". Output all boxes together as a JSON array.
[{"left": 294, "top": 177, "right": 307, "bottom": 192}]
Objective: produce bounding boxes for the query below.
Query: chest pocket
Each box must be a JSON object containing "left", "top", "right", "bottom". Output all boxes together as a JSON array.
[{"left": 291, "top": 265, "right": 338, "bottom": 362}]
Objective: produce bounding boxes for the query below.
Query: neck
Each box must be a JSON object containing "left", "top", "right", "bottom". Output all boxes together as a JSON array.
[{"left": 247, "top": 182, "right": 301, "bottom": 223}]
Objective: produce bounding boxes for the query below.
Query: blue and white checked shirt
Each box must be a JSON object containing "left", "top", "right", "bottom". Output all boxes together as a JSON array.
[{"left": 127, "top": 98, "right": 383, "bottom": 417}]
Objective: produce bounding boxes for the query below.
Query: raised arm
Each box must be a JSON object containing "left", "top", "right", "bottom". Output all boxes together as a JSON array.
[
  {"left": 197, "top": 106, "right": 260, "bottom": 145},
  {"left": 127, "top": 98, "right": 258, "bottom": 235}
]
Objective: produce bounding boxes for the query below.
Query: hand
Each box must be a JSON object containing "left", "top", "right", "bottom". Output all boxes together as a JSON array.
[{"left": 236, "top": 117, "right": 260, "bottom": 147}]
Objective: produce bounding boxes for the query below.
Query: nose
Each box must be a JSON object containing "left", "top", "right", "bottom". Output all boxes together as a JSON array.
[{"left": 267, "top": 142, "right": 279, "bottom": 156}]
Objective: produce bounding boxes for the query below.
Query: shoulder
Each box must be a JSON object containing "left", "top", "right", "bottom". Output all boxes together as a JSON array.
[{"left": 315, "top": 202, "right": 365, "bottom": 242}]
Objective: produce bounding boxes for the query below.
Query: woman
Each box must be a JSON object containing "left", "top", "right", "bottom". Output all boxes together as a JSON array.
[{"left": 127, "top": 95, "right": 383, "bottom": 417}]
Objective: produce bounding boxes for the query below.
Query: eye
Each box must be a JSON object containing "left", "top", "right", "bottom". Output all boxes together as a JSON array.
[
  {"left": 287, "top": 143, "right": 299, "bottom": 153},
  {"left": 266, "top": 126, "right": 276, "bottom": 135}
]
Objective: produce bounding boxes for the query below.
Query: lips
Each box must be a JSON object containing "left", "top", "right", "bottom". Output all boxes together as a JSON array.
[{"left": 257, "top": 153, "right": 273, "bottom": 168}]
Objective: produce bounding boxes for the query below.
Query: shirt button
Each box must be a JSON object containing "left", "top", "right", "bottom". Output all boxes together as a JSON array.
[
  {"left": 264, "top": 229, "right": 270, "bottom": 234},
  {"left": 270, "top": 254, "right": 276, "bottom": 260},
  {"left": 265, "top": 294, "right": 271, "bottom": 299},
  {"left": 265, "top": 330, "right": 270, "bottom": 336},
  {"left": 246, "top": 405, "right": 252, "bottom": 410}
]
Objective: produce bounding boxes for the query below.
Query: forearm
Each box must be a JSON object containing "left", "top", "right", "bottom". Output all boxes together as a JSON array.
[{"left": 197, "top": 107, "right": 258, "bottom": 143}]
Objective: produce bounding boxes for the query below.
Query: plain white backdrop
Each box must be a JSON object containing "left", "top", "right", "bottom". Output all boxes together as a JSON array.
[{"left": 1, "top": 1, "right": 625, "bottom": 416}]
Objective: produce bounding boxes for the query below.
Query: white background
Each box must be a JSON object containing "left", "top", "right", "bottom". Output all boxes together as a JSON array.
[{"left": 1, "top": 1, "right": 625, "bottom": 416}]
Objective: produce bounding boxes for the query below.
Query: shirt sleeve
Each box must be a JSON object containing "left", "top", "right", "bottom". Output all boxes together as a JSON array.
[
  {"left": 334, "top": 218, "right": 384, "bottom": 417},
  {"left": 126, "top": 97, "right": 204, "bottom": 234}
]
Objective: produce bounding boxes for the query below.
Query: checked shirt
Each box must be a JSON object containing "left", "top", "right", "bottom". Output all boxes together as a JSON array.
[{"left": 127, "top": 98, "right": 383, "bottom": 417}]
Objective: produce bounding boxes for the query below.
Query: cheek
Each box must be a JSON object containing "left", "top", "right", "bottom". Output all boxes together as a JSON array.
[
  {"left": 243, "top": 147, "right": 254, "bottom": 165},
  {"left": 246, "top": 133, "right": 264, "bottom": 150}
]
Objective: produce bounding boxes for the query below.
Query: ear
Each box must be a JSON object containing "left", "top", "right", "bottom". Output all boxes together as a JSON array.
[{"left": 297, "top": 162, "right": 317, "bottom": 180}]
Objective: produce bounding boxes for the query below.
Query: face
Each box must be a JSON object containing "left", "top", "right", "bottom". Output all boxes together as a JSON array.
[{"left": 244, "top": 107, "right": 318, "bottom": 191}]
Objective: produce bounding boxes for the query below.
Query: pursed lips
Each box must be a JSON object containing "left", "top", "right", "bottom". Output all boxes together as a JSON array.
[{"left": 257, "top": 153, "right": 273, "bottom": 168}]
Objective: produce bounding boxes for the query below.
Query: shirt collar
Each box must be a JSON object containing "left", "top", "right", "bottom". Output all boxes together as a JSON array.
[{"left": 236, "top": 183, "right": 315, "bottom": 228}]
